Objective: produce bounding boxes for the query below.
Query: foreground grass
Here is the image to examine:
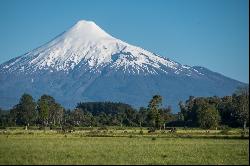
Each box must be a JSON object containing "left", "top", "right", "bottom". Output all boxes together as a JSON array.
[{"left": 0, "top": 134, "right": 248, "bottom": 165}]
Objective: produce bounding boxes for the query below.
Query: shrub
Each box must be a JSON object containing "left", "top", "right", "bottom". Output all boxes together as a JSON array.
[
  {"left": 161, "top": 154, "right": 167, "bottom": 158},
  {"left": 148, "top": 127, "right": 156, "bottom": 133},
  {"left": 49, "top": 124, "right": 57, "bottom": 130},
  {"left": 62, "top": 124, "right": 75, "bottom": 133},
  {"left": 38, "top": 126, "right": 45, "bottom": 130},
  {"left": 0, "top": 126, "right": 6, "bottom": 129},
  {"left": 219, "top": 126, "right": 231, "bottom": 135},
  {"left": 240, "top": 130, "right": 248, "bottom": 138},
  {"left": 170, "top": 127, "right": 177, "bottom": 133}
]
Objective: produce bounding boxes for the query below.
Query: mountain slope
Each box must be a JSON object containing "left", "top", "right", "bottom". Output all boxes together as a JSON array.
[{"left": 0, "top": 20, "right": 245, "bottom": 111}]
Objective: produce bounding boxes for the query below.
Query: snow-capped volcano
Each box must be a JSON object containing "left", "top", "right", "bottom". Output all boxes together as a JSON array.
[
  {"left": 0, "top": 20, "right": 245, "bottom": 111},
  {"left": 2, "top": 20, "right": 201, "bottom": 76}
]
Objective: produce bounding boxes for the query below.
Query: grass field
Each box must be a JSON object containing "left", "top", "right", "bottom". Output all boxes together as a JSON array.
[{"left": 0, "top": 128, "right": 249, "bottom": 165}]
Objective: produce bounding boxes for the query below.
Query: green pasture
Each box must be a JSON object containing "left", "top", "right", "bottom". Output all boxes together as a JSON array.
[{"left": 0, "top": 128, "right": 249, "bottom": 165}]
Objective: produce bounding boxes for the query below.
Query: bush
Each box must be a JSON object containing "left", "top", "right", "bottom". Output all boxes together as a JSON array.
[
  {"left": 49, "top": 124, "right": 57, "bottom": 130},
  {"left": 38, "top": 126, "right": 45, "bottom": 130},
  {"left": 170, "top": 127, "right": 177, "bottom": 133},
  {"left": 240, "top": 130, "right": 248, "bottom": 137},
  {"left": 152, "top": 137, "right": 156, "bottom": 141},
  {"left": 148, "top": 127, "right": 156, "bottom": 133},
  {"left": 0, "top": 126, "right": 6, "bottom": 129},
  {"left": 219, "top": 126, "right": 231, "bottom": 135},
  {"left": 165, "top": 127, "right": 177, "bottom": 133},
  {"left": 62, "top": 124, "right": 75, "bottom": 133}
]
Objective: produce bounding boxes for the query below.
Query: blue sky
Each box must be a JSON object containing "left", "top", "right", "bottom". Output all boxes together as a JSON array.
[{"left": 0, "top": 0, "right": 248, "bottom": 83}]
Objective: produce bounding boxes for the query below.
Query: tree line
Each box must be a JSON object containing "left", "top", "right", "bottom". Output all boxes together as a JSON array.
[
  {"left": 0, "top": 94, "right": 175, "bottom": 130},
  {"left": 178, "top": 86, "right": 249, "bottom": 130},
  {"left": 0, "top": 86, "right": 248, "bottom": 130}
]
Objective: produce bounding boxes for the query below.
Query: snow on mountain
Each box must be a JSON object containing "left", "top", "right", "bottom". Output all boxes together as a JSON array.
[
  {"left": 0, "top": 20, "right": 246, "bottom": 111},
  {"left": 1, "top": 20, "right": 202, "bottom": 76}
]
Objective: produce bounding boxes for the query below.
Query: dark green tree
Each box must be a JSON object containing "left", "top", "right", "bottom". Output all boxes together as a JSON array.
[
  {"left": 136, "top": 107, "right": 148, "bottom": 127},
  {"left": 37, "top": 95, "right": 50, "bottom": 126},
  {"left": 72, "top": 108, "right": 83, "bottom": 126},
  {"left": 217, "top": 96, "right": 238, "bottom": 127},
  {"left": 180, "top": 96, "right": 221, "bottom": 128},
  {"left": 15, "top": 93, "right": 36, "bottom": 129},
  {"left": 0, "top": 108, "right": 11, "bottom": 127},
  {"left": 116, "top": 112, "right": 126, "bottom": 127},
  {"left": 10, "top": 105, "right": 20, "bottom": 126},
  {"left": 49, "top": 102, "right": 64, "bottom": 126},
  {"left": 197, "top": 106, "right": 220, "bottom": 129},
  {"left": 148, "top": 95, "right": 163, "bottom": 129},
  {"left": 159, "top": 106, "right": 174, "bottom": 129},
  {"left": 232, "top": 86, "right": 249, "bottom": 130},
  {"left": 97, "top": 112, "right": 110, "bottom": 126},
  {"left": 37, "top": 94, "right": 64, "bottom": 127}
]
